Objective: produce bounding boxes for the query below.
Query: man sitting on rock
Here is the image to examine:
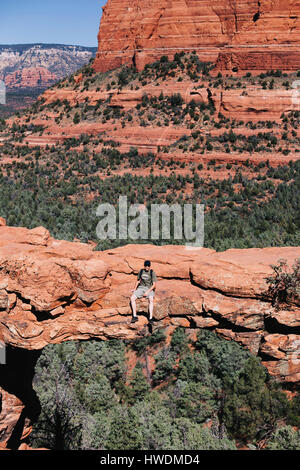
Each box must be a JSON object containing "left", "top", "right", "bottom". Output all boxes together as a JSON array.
[{"left": 130, "top": 260, "right": 157, "bottom": 324}]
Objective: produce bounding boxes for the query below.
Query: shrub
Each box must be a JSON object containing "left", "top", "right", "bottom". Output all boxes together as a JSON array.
[
  {"left": 266, "top": 426, "right": 300, "bottom": 450},
  {"left": 169, "top": 93, "right": 184, "bottom": 107},
  {"left": 73, "top": 112, "right": 80, "bottom": 125},
  {"left": 265, "top": 258, "right": 300, "bottom": 309}
]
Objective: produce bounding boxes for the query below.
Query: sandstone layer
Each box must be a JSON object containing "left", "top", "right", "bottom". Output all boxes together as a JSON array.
[
  {"left": 18, "top": 81, "right": 300, "bottom": 159},
  {"left": 41, "top": 82, "right": 300, "bottom": 123},
  {"left": 0, "top": 220, "right": 299, "bottom": 448},
  {"left": 4, "top": 68, "right": 57, "bottom": 90},
  {"left": 94, "top": 0, "right": 300, "bottom": 72}
]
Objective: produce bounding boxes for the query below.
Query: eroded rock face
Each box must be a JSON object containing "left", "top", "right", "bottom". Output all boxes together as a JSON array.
[
  {"left": 94, "top": 0, "right": 300, "bottom": 73},
  {"left": 0, "top": 221, "right": 299, "bottom": 448},
  {"left": 41, "top": 83, "right": 298, "bottom": 125},
  {"left": 4, "top": 68, "right": 57, "bottom": 90},
  {"left": 0, "top": 347, "right": 40, "bottom": 449}
]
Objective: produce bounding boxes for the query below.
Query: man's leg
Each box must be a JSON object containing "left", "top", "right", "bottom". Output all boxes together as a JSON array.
[
  {"left": 148, "top": 296, "right": 154, "bottom": 320},
  {"left": 131, "top": 294, "right": 137, "bottom": 317}
]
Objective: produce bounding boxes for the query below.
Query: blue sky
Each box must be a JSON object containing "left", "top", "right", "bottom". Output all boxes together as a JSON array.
[{"left": 0, "top": 0, "right": 107, "bottom": 46}]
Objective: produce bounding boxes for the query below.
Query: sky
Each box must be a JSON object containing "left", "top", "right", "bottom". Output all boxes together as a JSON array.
[{"left": 0, "top": 0, "right": 107, "bottom": 47}]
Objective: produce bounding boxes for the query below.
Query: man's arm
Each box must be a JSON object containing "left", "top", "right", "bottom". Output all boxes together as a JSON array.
[
  {"left": 131, "top": 271, "right": 141, "bottom": 292},
  {"left": 144, "top": 281, "right": 156, "bottom": 296},
  {"left": 132, "top": 279, "right": 140, "bottom": 292}
]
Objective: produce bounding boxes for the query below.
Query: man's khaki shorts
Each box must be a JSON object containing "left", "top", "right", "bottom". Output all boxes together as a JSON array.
[{"left": 133, "top": 286, "right": 155, "bottom": 299}]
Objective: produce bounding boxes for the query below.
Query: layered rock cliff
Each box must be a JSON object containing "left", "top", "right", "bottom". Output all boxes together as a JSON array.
[
  {"left": 0, "top": 219, "right": 299, "bottom": 448},
  {"left": 94, "top": 0, "right": 300, "bottom": 72},
  {"left": 4, "top": 68, "right": 57, "bottom": 89}
]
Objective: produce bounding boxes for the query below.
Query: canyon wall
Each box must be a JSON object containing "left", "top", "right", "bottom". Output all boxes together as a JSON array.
[
  {"left": 94, "top": 0, "right": 300, "bottom": 72},
  {"left": 4, "top": 68, "right": 57, "bottom": 89},
  {"left": 0, "top": 219, "right": 299, "bottom": 448}
]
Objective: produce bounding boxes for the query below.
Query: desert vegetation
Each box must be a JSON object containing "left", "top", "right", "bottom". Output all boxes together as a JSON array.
[
  {"left": 266, "top": 258, "right": 300, "bottom": 309},
  {"left": 29, "top": 329, "right": 300, "bottom": 450},
  {"left": 0, "top": 134, "right": 299, "bottom": 249}
]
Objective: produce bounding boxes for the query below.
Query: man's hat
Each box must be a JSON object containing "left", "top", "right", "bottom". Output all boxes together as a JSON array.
[{"left": 144, "top": 260, "right": 151, "bottom": 267}]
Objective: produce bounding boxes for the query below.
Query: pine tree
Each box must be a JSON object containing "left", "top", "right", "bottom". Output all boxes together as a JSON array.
[{"left": 130, "top": 362, "right": 150, "bottom": 401}]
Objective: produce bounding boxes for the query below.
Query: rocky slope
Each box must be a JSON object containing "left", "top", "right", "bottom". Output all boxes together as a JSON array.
[
  {"left": 0, "top": 44, "right": 97, "bottom": 89},
  {"left": 6, "top": 57, "right": 300, "bottom": 169},
  {"left": 0, "top": 219, "right": 299, "bottom": 448},
  {"left": 94, "top": 0, "right": 300, "bottom": 73},
  {"left": 2, "top": 4, "right": 300, "bottom": 168}
]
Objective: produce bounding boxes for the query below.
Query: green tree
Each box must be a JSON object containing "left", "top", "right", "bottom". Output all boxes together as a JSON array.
[
  {"left": 133, "top": 398, "right": 181, "bottom": 450},
  {"left": 30, "top": 344, "right": 83, "bottom": 449},
  {"left": 73, "top": 112, "right": 80, "bottom": 124},
  {"left": 170, "top": 327, "right": 190, "bottom": 355},
  {"left": 106, "top": 406, "right": 142, "bottom": 450},
  {"left": 195, "top": 330, "right": 250, "bottom": 381},
  {"left": 266, "top": 426, "right": 300, "bottom": 450},
  {"left": 130, "top": 362, "right": 150, "bottom": 401},
  {"left": 80, "top": 374, "right": 117, "bottom": 414},
  {"left": 174, "top": 418, "right": 236, "bottom": 450},
  {"left": 167, "top": 379, "right": 218, "bottom": 424},
  {"left": 152, "top": 347, "right": 176, "bottom": 384},
  {"left": 223, "top": 356, "right": 289, "bottom": 443}
]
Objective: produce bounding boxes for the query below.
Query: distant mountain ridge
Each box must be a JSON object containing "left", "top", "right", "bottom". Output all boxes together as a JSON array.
[
  {"left": 0, "top": 43, "right": 97, "bottom": 89},
  {"left": 0, "top": 43, "right": 97, "bottom": 52}
]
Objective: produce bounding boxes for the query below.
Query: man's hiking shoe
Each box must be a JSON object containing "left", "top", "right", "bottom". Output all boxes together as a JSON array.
[
  {"left": 148, "top": 319, "right": 154, "bottom": 333},
  {"left": 131, "top": 316, "right": 138, "bottom": 323}
]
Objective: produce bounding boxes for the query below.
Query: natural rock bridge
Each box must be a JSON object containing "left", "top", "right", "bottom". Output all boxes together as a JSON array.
[{"left": 0, "top": 219, "right": 299, "bottom": 449}]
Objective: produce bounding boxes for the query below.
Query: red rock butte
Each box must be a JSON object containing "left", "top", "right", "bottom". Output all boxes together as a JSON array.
[{"left": 93, "top": 0, "right": 300, "bottom": 73}]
